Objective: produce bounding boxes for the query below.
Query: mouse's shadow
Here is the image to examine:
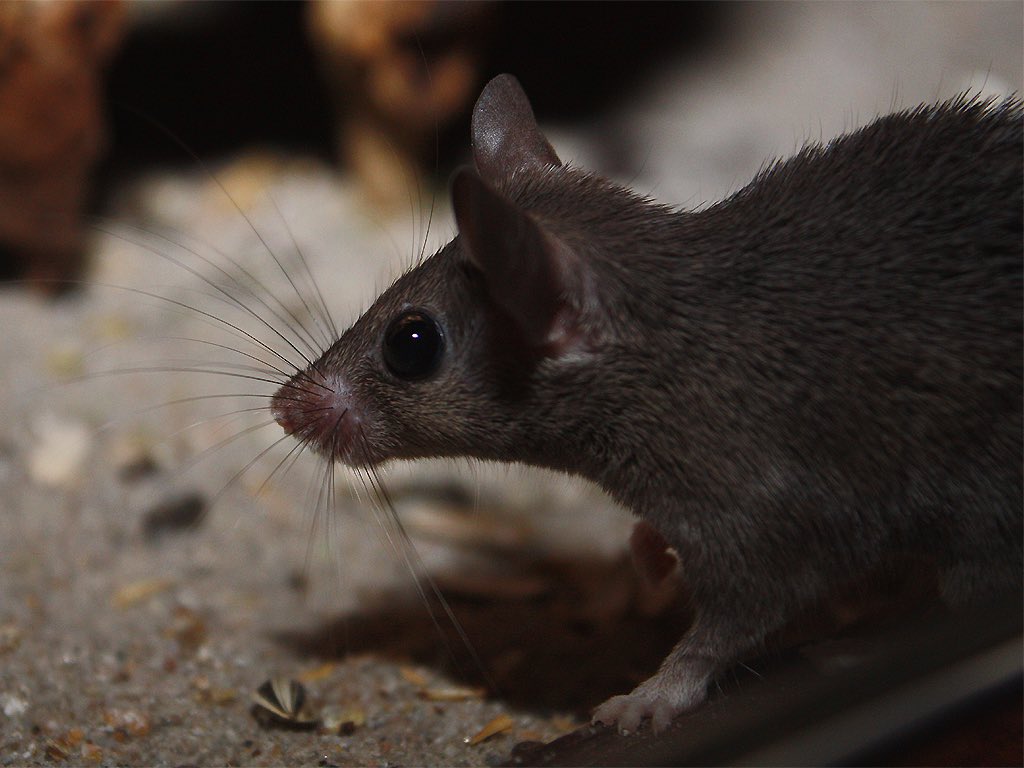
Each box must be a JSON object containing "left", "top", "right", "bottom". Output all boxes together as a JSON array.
[{"left": 272, "top": 553, "right": 690, "bottom": 714}]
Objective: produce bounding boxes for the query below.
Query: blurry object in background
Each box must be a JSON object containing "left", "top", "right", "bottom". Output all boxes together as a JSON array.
[
  {"left": 0, "top": 0, "right": 125, "bottom": 292},
  {"left": 307, "top": 0, "right": 493, "bottom": 211}
]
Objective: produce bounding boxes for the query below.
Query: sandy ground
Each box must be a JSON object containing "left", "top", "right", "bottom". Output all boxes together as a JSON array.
[{"left": 1, "top": 3, "right": 1021, "bottom": 766}]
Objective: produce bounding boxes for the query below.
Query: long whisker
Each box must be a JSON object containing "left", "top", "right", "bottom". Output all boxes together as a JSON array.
[
  {"left": 67, "top": 365, "right": 291, "bottom": 391},
  {"left": 355, "top": 429, "right": 494, "bottom": 691},
  {"left": 62, "top": 278, "right": 322, "bottom": 386},
  {"left": 303, "top": 452, "right": 335, "bottom": 581},
  {"left": 262, "top": 191, "right": 339, "bottom": 344},
  {"left": 255, "top": 436, "right": 309, "bottom": 500},
  {"left": 166, "top": 417, "right": 280, "bottom": 489},
  {"left": 164, "top": 408, "right": 276, "bottom": 448},
  {"left": 113, "top": 336, "right": 295, "bottom": 382},
  {"left": 102, "top": 216, "right": 327, "bottom": 359},
  {"left": 94, "top": 393, "right": 274, "bottom": 434},
  {"left": 208, "top": 429, "right": 298, "bottom": 509},
  {"left": 83, "top": 332, "right": 284, "bottom": 382},
  {"left": 413, "top": 33, "right": 439, "bottom": 268},
  {"left": 94, "top": 223, "right": 319, "bottom": 369},
  {"left": 113, "top": 106, "right": 334, "bottom": 362}
]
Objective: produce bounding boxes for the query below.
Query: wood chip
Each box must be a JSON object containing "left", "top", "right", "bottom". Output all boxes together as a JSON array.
[
  {"left": 399, "top": 666, "right": 428, "bottom": 686},
  {"left": 419, "top": 685, "right": 485, "bottom": 702},
  {"left": 44, "top": 739, "right": 69, "bottom": 761},
  {"left": 466, "top": 713, "right": 514, "bottom": 745},
  {"left": 112, "top": 578, "right": 173, "bottom": 608},
  {"left": 80, "top": 742, "right": 103, "bottom": 763},
  {"left": 298, "top": 662, "right": 337, "bottom": 684},
  {"left": 103, "top": 707, "right": 151, "bottom": 738}
]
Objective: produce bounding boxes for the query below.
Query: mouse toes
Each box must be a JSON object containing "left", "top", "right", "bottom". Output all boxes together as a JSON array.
[
  {"left": 591, "top": 692, "right": 685, "bottom": 735},
  {"left": 592, "top": 694, "right": 646, "bottom": 734},
  {"left": 592, "top": 655, "right": 714, "bottom": 734}
]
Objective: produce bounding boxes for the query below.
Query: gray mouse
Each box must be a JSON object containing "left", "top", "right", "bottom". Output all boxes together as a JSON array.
[{"left": 271, "top": 74, "right": 1023, "bottom": 733}]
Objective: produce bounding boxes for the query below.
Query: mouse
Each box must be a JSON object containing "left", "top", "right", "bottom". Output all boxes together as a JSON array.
[{"left": 270, "top": 73, "right": 1023, "bottom": 734}]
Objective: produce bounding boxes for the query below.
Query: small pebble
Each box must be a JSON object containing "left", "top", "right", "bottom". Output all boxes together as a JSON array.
[
  {"left": 321, "top": 705, "right": 365, "bottom": 735},
  {"left": 0, "top": 621, "right": 23, "bottom": 654},
  {"left": 165, "top": 605, "right": 206, "bottom": 651},
  {"left": 1, "top": 693, "right": 28, "bottom": 717},
  {"left": 27, "top": 414, "right": 90, "bottom": 488},
  {"left": 110, "top": 433, "right": 159, "bottom": 481},
  {"left": 142, "top": 493, "right": 206, "bottom": 539},
  {"left": 44, "top": 343, "right": 85, "bottom": 379}
]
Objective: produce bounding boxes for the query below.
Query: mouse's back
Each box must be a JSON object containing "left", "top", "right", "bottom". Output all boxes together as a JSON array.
[{"left": 660, "top": 96, "right": 1023, "bottom": 595}]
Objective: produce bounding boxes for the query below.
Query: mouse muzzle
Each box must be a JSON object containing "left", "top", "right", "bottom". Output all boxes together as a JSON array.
[{"left": 270, "top": 368, "right": 363, "bottom": 463}]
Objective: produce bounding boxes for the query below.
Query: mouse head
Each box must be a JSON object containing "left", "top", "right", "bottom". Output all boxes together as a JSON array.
[{"left": 272, "top": 75, "right": 630, "bottom": 471}]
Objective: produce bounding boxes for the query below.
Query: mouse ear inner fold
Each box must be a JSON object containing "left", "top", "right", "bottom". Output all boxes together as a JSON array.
[
  {"left": 471, "top": 73, "right": 561, "bottom": 183},
  {"left": 452, "top": 167, "right": 577, "bottom": 353}
]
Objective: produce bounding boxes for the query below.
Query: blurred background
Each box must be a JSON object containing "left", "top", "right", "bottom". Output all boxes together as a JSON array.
[
  {"left": 0, "top": 2, "right": 1020, "bottom": 765},
  {"left": 3, "top": 0, "right": 1021, "bottom": 287}
]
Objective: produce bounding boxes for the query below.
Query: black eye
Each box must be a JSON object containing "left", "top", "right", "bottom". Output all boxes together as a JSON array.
[{"left": 383, "top": 310, "right": 445, "bottom": 380}]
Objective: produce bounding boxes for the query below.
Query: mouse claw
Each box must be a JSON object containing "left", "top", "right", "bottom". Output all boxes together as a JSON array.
[
  {"left": 592, "top": 692, "right": 680, "bottom": 735},
  {"left": 592, "top": 654, "right": 712, "bottom": 735}
]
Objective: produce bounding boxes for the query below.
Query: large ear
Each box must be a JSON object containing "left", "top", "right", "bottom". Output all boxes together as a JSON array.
[
  {"left": 471, "top": 74, "right": 561, "bottom": 184},
  {"left": 452, "top": 167, "right": 579, "bottom": 353}
]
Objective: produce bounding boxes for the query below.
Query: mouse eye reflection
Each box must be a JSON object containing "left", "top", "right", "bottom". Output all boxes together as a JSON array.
[{"left": 382, "top": 310, "right": 446, "bottom": 380}]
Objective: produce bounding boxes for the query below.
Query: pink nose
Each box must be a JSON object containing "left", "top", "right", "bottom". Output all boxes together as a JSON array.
[
  {"left": 271, "top": 399, "right": 298, "bottom": 435},
  {"left": 269, "top": 370, "right": 358, "bottom": 461}
]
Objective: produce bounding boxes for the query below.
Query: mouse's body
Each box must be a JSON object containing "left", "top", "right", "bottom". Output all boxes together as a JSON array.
[{"left": 272, "top": 75, "right": 1023, "bottom": 733}]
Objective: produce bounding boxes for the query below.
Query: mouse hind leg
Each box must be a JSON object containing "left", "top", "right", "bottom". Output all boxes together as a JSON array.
[
  {"left": 591, "top": 631, "right": 718, "bottom": 734},
  {"left": 591, "top": 593, "right": 786, "bottom": 734}
]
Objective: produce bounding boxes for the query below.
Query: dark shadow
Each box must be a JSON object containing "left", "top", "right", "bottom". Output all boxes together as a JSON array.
[
  {"left": 273, "top": 552, "right": 692, "bottom": 716},
  {"left": 485, "top": 2, "right": 732, "bottom": 120},
  {"left": 100, "top": 1, "right": 335, "bottom": 175},
  {"left": 96, "top": 1, "right": 734, "bottom": 184}
]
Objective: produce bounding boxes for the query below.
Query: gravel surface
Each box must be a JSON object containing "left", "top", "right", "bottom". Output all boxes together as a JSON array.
[{"left": 1, "top": 3, "right": 1020, "bottom": 765}]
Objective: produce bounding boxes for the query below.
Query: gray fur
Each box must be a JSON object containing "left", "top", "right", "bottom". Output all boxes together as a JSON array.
[{"left": 272, "top": 76, "right": 1023, "bottom": 733}]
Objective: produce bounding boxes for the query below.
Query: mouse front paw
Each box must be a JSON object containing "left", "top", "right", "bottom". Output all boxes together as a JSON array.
[{"left": 592, "top": 692, "right": 681, "bottom": 734}]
